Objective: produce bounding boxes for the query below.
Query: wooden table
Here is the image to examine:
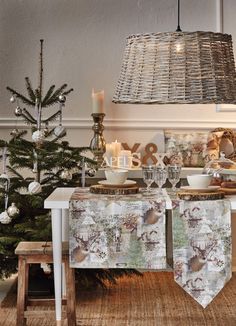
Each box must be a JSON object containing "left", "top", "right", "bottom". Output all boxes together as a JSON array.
[{"left": 44, "top": 187, "right": 236, "bottom": 324}]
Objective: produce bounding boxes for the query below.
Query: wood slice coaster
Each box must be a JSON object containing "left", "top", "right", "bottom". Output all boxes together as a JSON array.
[
  {"left": 220, "top": 187, "right": 236, "bottom": 195},
  {"left": 177, "top": 190, "right": 225, "bottom": 201},
  {"left": 90, "top": 184, "right": 139, "bottom": 195}
]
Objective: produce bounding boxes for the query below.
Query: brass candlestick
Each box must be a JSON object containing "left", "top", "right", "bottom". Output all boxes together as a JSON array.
[{"left": 90, "top": 113, "right": 106, "bottom": 165}]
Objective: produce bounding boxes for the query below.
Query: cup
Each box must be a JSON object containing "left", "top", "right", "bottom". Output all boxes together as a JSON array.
[
  {"left": 105, "top": 169, "right": 128, "bottom": 184},
  {"left": 187, "top": 174, "right": 212, "bottom": 188}
]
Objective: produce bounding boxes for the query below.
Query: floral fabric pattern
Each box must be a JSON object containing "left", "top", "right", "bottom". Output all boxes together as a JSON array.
[
  {"left": 69, "top": 188, "right": 166, "bottom": 269},
  {"left": 172, "top": 199, "right": 231, "bottom": 308}
]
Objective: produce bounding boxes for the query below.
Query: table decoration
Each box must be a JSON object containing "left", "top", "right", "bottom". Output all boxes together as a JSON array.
[
  {"left": 90, "top": 184, "right": 139, "bottom": 195},
  {"left": 172, "top": 199, "right": 231, "bottom": 307},
  {"left": 177, "top": 190, "right": 225, "bottom": 201},
  {"left": 90, "top": 113, "right": 106, "bottom": 165},
  {"left": 69, "top": 188, "right": 167, "bottom": 269}
]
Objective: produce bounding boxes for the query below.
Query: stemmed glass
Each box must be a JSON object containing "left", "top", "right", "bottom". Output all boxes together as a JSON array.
[
  {"left": 155, "top": 166, "right": 167, "bottom": 192},
  {"left": 142, "top": 165, "right": 155, "bottom": 193},
  {"left": 167, "top": 165, "right": 181, "bottom": 192}
]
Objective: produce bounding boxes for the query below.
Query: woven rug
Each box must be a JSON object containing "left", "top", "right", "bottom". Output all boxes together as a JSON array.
[{"left": 0, "top": 272, "right": 236, "bottom": 326}]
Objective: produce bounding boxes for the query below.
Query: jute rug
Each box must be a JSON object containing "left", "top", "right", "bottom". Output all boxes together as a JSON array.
[{"left": 0, "top": 272, "right": 236, "bottom": 326}]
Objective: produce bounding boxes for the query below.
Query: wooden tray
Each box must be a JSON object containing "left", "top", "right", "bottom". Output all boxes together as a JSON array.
[
  {"left": 177, "top": 190, "right": 225, "bottom": 201},
  {"left": 220, "top": 187, "right": 236, "bottom": 195},
  {"left": 90, "top": 184, "right": 139, "bottom": 195}
]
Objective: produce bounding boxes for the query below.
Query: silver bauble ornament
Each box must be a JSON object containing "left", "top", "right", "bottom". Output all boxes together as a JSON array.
[
  {"left": 7, "top": 203, "right": 19, "bottom": 217},
  {"left": 10, "top": 128, "right": 19, "bottom": 137},
  {"left": 58, "top": 94, "right": 66, "bottom": 103},
  {"left": 60, "top": 169, "right": 72, "bottom": 180},
  {"left": 32, "top": 130, "right": 45, "bottom": 143},
  {"left": 10, "top": 96, "right": 16, "bottom": 103},
  {"left": 15, "top": 106, "right": 22, "bottom": 117},
  {"left": 54, "top": 125, "right": 66, "bottom": 137},
  {"left": 0, "top": 211, "right": 12, "bottom": 224},
  {"left": 87, "top": 168, "right": 96, "bottom": 177},
  {"left": 28, "top": 181, "right": 42, "bottom": 194}
]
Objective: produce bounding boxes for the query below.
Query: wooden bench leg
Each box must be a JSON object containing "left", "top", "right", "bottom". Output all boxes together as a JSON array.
[
  {"left": 16, "top": 256, "right": 27, "bottom": 326},
  {"left": 64, "top": 258, "right": 76, "bottom": 326}
]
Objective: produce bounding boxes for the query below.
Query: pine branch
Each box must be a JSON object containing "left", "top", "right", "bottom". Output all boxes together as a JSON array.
[
  {"left": 38, "top": 39, "right": 44, "bottom": 103},
  {"left": 42, "top": 110, "right": 61, "bottom": 124},
  {"left": 62, "top": 88, "right": 74, "bottom": 96},
  {"left": 25, "top": 77, "right": 36, "bottom": 102},
  {"left": 6, "top": 165, "right": 24, "bottom": 180},
  {"left": 41, "top": 85, "right": 55, "bottom": 106},
  {"left": 22, "top": 108, "right": 37, "bottom": 124},
  {"left": 21, "top": 113, "right": 36, "bottom": 125},
  {"left": 43, "top": 84, "right": 68, "bottom": 107},
  {"left": 6, "top": 87, "right": 35, "bottom": 107}
]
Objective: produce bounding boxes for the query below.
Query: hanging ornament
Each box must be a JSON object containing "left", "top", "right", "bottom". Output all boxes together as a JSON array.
[
  {"left": 54, "top": 125, "right": 66, "bottom": 137},
  {"left": 87, "top": 168, "right": 96, "bottom": 177},
  {"left": 14, "top": 106, "right": 22, "bottom": 117},
  {"left": 40, "top": 263, "right": 52, "bottom": 275},
  {"left": 10, "top": 96, "right": 16, "bottom": 103},
  {"left": 32, "top": 130, "right": 45, "bottom": 143},
  {"left": 28, "top": 181, "right": 42, "bottom": 194},
  {"left": 10, "top": 128, "right": 20, "bottom": 137},
  {"left": 60, "top": 169, "right": 72, "bottom": 180},
  {"left": 7, "top": 203, "right": 19, "bottom": 217},
  {"left": 32, "top": 150, "right": 38, "bottom": 173},
  {"left": 0, "top": 211, "right": 11, "bottom": 224},
  {"left": 58, "top": 94, "right": 66, "bottom": 103}
]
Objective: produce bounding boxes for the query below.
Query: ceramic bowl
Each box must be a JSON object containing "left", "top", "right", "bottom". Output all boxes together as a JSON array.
[
  {"left": 105, "top": 169, "right": 128, "bottom": 184},
  {"left": 187, "top": 174, "right": 212, "bottom": 188}
]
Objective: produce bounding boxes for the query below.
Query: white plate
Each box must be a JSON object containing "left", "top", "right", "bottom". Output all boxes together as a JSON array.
[
  {"left": 180, "top": 186, "right": 220, "bottom": 193},
  {"left": 98, "top": 180, "right": 137, "bottom": 188}
]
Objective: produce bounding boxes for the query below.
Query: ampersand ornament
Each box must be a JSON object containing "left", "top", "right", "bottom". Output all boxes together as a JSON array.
[{"left": 142, "top": 143, "right": 158, "bottom": 165}]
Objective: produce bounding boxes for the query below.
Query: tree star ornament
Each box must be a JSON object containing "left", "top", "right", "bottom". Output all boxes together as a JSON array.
[
  {"left": 32, "top": 130, "right": 45, "bottom": 143},
  {"left": 0, "top": 211, "right": 12, "bottom": 224},
  {"left": 7, "top": 203, "right": 20, "bottom": 217},
  {"left": 14, "top": 106, "right": 22, "bottom": 117},
  {"left": 28, "top": 181, "right": 42, "bottom": 194}
]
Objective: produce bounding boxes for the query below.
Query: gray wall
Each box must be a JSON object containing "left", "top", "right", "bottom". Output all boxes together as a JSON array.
[{"left": 1, "top": 0, "right": 236, "bottom": 147}]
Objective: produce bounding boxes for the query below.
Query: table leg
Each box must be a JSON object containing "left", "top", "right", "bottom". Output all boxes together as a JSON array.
[
  {"left": 51, "top": 208, "right": 62, "bottom": 324},
  {"left": 62, "top": 209, "right": 69, "bottom": 297}
]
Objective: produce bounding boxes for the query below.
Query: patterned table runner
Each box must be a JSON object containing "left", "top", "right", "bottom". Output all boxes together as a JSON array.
[
  {"left": 172, "top": 199, "right": 232, "bottom": 308},
  {"left": 69, "top": 188, "right": 167, "bottom": 269},
  {"left": 69, "top": 188, "right": 232, "bottom": 308}
]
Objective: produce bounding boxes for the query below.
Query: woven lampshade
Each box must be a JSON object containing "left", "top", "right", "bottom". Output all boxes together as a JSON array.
[{"left": 113, "top": 31, "right": 236, "bottom": 104}]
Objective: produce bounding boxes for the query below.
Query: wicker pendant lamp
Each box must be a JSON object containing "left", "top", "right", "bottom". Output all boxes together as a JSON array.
[{"left": 113, "top": 1, "right": 236, "bottom": 104}]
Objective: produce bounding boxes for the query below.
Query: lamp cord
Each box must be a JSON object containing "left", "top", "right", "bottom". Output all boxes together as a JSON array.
[{"left": 176, "top": 0, "right": 182, "bottom": 32}]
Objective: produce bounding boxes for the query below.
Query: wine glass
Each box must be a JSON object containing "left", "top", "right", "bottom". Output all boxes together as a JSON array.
[
  {"left": 142, "top": 165, "right": 155, "bottom": 193},
  {"left": 155, "top": 166, "right": 167, "bottom": 192},
  {"left": 167, "top": 164, "right": 181, "bottom": 192}
]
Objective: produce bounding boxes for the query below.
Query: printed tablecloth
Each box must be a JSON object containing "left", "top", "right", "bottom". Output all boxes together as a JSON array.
[
  {"left": 69, "top": 188, "right": 166, "bottom": 269},
  {"left": 69, "top": 188, "right": 232, "bottom": 308}
]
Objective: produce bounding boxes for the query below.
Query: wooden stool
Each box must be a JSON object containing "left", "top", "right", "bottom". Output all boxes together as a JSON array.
[{"left": 15, "top": 241, "right": 76, "bottom": 326}]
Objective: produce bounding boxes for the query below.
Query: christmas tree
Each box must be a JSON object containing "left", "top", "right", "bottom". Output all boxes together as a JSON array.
[{"left": 0, "top": 40, "right": 140, "bottom": 286}]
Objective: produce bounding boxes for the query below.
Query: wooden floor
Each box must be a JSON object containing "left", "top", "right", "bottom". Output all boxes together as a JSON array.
[{"left": 0, "top": 272, "right": 236, "bottom": 326}]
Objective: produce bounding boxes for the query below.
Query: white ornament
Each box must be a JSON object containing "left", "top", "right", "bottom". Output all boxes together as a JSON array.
[
  {"left": 7, "top": 203, "right": 20, "bottom": 217},
  {"left": 32, "top": 130, "right": 45, "bottom": 143},
  {"left": 10, "top": 96, "right": 16, "bottom": 103},
  {"left": 54, "top": 125, "right": 66, "bottom": 137},
  {"left": 28, "top": 181, "right": 42, "bottom": 194},
  {"left": 40, "top": 263, "right": 52, "bottom": 274},
  {"left": 60, "top": 169, "right": 72, "bottom": 180},
  {"left": 0, "top": 211, "right": 12, "bottom": 224}
]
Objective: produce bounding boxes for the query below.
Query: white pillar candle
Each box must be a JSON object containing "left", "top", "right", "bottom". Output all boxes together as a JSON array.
[
  {"left": 92, "top": 89, "right": 104, "bottom": 114},
  {"left": 111, "top": 140, "right": 121, "bottom": 157}
]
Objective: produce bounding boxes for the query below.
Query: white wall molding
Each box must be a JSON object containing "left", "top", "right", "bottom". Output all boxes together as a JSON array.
[{"left": 2, "top": 117, "right": 236, "bottom": 130}]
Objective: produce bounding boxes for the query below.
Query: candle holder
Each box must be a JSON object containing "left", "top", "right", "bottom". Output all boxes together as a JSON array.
[{"left": 90, "top": 113, "right": 106, "bottom": 166}]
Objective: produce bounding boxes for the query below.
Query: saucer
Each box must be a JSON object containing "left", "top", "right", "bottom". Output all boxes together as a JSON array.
[
  {"left": 180, "top": 186, "right": 220, "bottom": 193},
  {"left": 98, "top": 180, "right": 137, "bottom": 188}
]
